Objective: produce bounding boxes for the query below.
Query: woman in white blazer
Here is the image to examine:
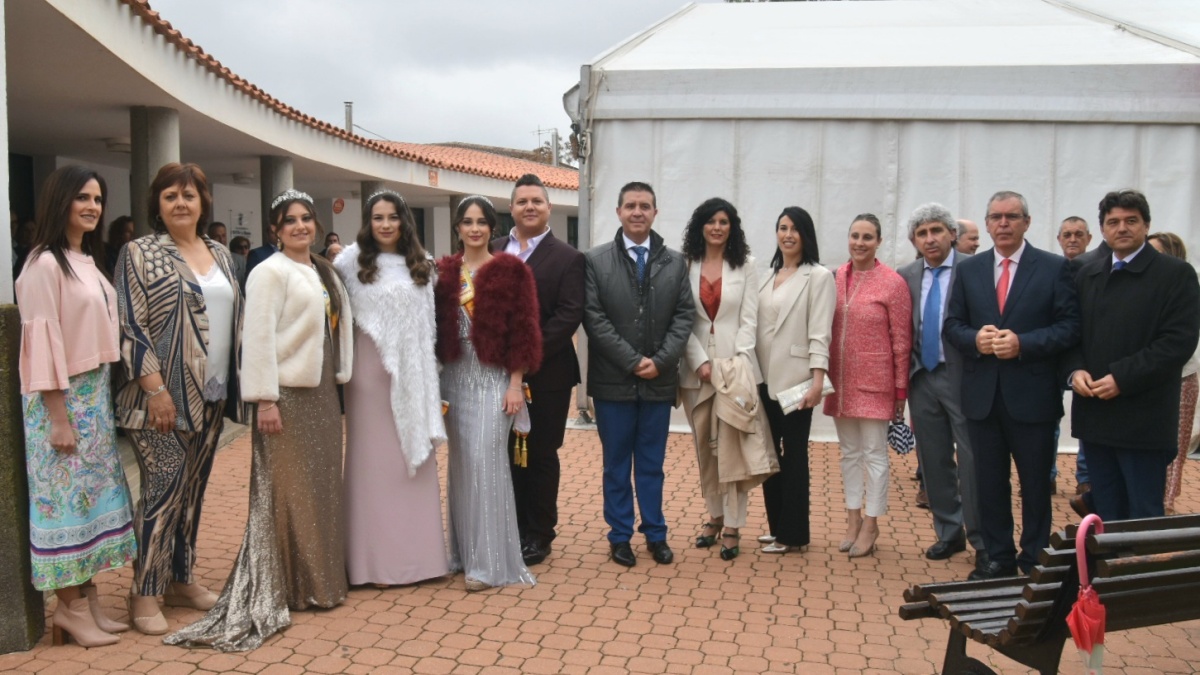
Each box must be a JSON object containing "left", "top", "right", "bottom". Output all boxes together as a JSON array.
[
  {"left": 753, "top": 207, "right": 835, "bottom": 554},
  {"left": 167, "top": 190, "right": 353, "bottom": 651},
  {"left": 679, "top": 198, "right": 773, "bottom": 561}
]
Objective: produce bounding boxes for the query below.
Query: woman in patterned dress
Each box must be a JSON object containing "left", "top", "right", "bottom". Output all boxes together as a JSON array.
[
  {"left": 434, "top": 195, "right": 541, "bottom": 591},
  {"left": 17, "top": 165, "right": 137, "bottom": 646},
  {"left": 823, "top": 213, "right": 912, "bottom": 559},
  {"left": 113, "top": 163, "right": 246, "bottom": 634}
]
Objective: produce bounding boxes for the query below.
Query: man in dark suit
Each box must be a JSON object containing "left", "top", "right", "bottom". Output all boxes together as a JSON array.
[
  {"left": 493, "top": 174, "right": 585, "bottom": 566},
  {"left": 944, "top": 190, "right": 1080, "bottom": 580},
  {"left": 899, "top": 204, "right": 985, "bottom": 568},
  {"left": 245, "top": 227, "right": 278, "bottom": 277},
  {"left": 1066, "top": 189, "right": 1199, "bottom": 521}
]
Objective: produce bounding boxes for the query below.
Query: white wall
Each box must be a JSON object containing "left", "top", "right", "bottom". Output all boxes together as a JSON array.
[{"left": 212, "top": 183, "right": 260, "bottom": 246}]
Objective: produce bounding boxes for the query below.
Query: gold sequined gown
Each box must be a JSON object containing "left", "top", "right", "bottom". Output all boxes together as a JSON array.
[{"left": 165, "top": 331, "right": 347, "bottom": 652}]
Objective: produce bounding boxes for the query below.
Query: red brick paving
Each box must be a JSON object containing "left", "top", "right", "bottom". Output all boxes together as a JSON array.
[{"left": 3, "top": 426, "right": 1199, "bottom": 673}]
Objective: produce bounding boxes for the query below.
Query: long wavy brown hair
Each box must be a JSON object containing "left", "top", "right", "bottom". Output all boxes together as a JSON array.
[
  {"left": 356, "top": 191, "right": 432, "bottom": 286},
  {"left": 268, "top": 194, "right": 344, "bottom": 323}
]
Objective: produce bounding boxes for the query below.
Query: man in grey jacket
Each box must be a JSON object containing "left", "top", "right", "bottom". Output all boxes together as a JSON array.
[{"left": 583, "top": 181, "right": 694, "bottom": 568}]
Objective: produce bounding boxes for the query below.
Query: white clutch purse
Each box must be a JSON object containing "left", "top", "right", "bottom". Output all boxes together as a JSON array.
[{"left": 777, "top": 379, "right": 835, "bottom": 415}]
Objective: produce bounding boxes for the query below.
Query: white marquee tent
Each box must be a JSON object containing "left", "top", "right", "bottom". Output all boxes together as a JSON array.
[
  {"left": 565, "top": 0, "right": 1200, "bottom": 441},
  {"left": 566, "top": 0, "right": 1200, "bottom": 268}
]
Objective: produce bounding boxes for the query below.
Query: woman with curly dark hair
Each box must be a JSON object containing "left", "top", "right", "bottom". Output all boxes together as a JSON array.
[
  {"left": 333, "top": 190, "right": 449, "bottom": 587},
  {"left": 679, "top": 198, "right": 776, "bottom": 561},
  {"left": 434, "top": 195, "right": 542, "bottom": 591}
]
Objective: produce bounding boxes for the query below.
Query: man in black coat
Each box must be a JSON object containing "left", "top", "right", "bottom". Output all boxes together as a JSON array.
[
  {"left": 1065, "top": 189, "right": 1200, "bottom": 521},
  {"left": 493, "top": 174, "right": 585, "bottom": 567}
]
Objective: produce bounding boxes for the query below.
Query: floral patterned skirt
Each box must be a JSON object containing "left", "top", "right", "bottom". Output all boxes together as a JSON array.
[{"left": 24, "top": 365, "right": 136, "bottom": 590}]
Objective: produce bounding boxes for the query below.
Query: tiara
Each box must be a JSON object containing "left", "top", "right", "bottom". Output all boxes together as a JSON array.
[
  {"left": 463, "top": 194, "right": 494, "bottom": 209},
  {"left": 270, "top": 189, "right": 314, "bottom": 211},
  {"left": 366, "top": 189, "right": 405, "bottom": 205}
]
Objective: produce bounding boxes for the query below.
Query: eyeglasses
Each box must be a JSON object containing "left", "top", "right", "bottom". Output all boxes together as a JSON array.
[{"left": 986, "top": 213, "right": 1026, "bottom": 224}]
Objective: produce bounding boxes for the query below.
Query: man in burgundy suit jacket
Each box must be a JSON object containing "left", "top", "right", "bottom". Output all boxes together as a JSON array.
[{"left": 492, "top": 173, "right": 585, "bottom": 566}]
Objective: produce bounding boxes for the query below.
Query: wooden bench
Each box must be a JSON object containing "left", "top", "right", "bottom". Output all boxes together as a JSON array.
[{"left": 900, "top": 514, "right": 1200, "bottom": 674}]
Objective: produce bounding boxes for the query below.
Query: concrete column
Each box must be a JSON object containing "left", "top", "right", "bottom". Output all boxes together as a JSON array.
[
  {"left": 430, "top": 203, "right": 452, "bottom": 258},
  {"left": 130, "top": 106, "right": 180, "bottom": 235},
  {"left": 0, "top": 308, "right": 43, "bottom": 653},
  {"left": 259, "top": 156, "right": 293, "bottom": 244}
]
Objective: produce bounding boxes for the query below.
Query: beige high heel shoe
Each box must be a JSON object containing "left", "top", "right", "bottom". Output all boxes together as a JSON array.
[
  {"left": 81, "top": 583, "right": 129, "bottom": 633},
  {"left": 128, "top": 594, "right": 168, "bottom": 635},
  {"left": 52, "top": 598, "right": 120, "bottom": 647},
  {"left": 163, "top": 581, "right": 218, "bottom": 611}
]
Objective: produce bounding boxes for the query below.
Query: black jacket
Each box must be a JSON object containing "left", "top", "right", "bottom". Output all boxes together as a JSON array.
[
  {"left": 583, "top": 228, "right": 694, "bottom": 402},
  {"left": 1065, "top": 244, "right": 1200, "bottom": 450}
]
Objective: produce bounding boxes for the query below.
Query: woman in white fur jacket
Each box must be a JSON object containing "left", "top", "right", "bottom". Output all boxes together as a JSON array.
[{"left": 166, "top": 189, "right": 352, "bottom": 652}]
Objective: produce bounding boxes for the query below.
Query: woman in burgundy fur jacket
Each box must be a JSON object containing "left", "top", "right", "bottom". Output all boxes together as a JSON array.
[{"left": 434, "top": 195, "right": 542, "bottom": 592}]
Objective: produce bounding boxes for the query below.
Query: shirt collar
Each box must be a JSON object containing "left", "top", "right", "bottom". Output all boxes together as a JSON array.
[
  {"left": 623, "top": 233, "right": 651, "bottom": 252},
  {"left": 509, "top": 226, "right": 550, "bottom": 249},
  {"left": 924, "top": 248, "right": 955, "bottom": 271},
  {"left": 1112, "top": 241, "right": 1147, "bottom": 267},
  {"left": 997, "top": 240, "right": 1027, "bottom": 266}
]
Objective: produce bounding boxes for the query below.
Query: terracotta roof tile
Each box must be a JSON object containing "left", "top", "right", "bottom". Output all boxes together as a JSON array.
[{"left": 118, "top": 0, "right": 578, "bottom": 192}]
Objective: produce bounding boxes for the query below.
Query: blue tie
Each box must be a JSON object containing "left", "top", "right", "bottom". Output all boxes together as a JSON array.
[
  {"left": 633, "top": 245, "right": 648, "bottom": 284},
  {"left": 921, "top": 267, "right": 944, "bottom": 372},
  {"left": 1113, "top": 260, "right": 1126, "bottom": 272}
]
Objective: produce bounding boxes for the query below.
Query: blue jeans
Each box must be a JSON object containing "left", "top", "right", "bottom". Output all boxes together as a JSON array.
[
  {"left": 1082, "top": 442, "right": 1174, "bottom": 521},
  {"left": 594, "top": 399, "right": 671, "bottom": 544},
  {"left": 1051, "top": 424, "right": 1090, "bottom": 484}
]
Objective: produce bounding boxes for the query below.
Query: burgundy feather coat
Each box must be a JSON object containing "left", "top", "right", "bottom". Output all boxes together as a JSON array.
[{"left": 434, "top": 253, "right": 543, "bottom": 375}]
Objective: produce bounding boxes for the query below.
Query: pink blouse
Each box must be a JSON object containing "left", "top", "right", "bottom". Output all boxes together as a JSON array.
[
  {"left": 17, "top": 250, "right": 120, "bottom": 394},
  {"left": 823, "top": 260, "right": 912, "bottom": 421}
]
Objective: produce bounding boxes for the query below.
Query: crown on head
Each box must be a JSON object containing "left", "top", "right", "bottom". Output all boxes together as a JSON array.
[
  {"left": 270, "top": 189, "right": 314, "bottom": 211},
  {"left": 366, "top": 189, "right": 405, "bottom": 206}
]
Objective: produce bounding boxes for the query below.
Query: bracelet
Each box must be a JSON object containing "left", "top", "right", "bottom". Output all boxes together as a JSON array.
[
  {"left": 259, "top": 402, "right": 277, "bottom": 412},
  {"left": 144, "top": 384, "right": 167, "bottom": 398}
]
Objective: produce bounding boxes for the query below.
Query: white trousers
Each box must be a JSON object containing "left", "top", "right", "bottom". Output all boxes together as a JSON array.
[
  {"left": 704, "top": 486, "right": 749, "bottom": 529},
  {"left": 833, "top": 417, "right": 890, "bottom": 517}
]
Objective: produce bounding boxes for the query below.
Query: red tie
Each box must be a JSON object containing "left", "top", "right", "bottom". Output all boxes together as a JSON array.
[{"left": 996, "top": 258, "right": 1011, "bottom": 313}]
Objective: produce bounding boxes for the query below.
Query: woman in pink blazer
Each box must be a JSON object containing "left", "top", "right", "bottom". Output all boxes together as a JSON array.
[{"left": 824, "top": 213, "right": 912, "bottom": 558}]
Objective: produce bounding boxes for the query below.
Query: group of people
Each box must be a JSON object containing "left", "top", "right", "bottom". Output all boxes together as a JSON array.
[
  {"left": 15, "top": 165, "right": 585, "bottom": 652},
  {"left": 15, "top": 160, "right": 1197, "bottom": 655}
]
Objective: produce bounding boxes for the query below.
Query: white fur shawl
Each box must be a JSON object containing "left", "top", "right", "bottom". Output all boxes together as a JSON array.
[{"left": 334, "top": 243, "right": 446, "bottom": 475}]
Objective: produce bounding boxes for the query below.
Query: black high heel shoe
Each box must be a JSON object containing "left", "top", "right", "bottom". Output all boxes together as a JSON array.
[
  {"left": 719, "top": 531, "right": 740, "bottom": 561},
  {"left": 695, "top": 520, "right": 722, "bottom": 548}
]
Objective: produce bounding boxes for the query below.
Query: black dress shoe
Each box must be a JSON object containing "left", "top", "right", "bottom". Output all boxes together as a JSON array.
[
  {"left": 610, "top": 542, "right": 636, "bottom": 567},
  {"left": 967, "top": 560, "right": 1019, "bottom": 581},
  {"left": 522, "top": 540, "right": 551, "bottom": 566},
  {"left": 974, "top": 549, "right": 991, "bottom": 570},
  {"left": 925, "top": 539, "right": 967, "bottom": 561},
  {"left": 647, "top": 540, "right": 674, "bottom": 564}
]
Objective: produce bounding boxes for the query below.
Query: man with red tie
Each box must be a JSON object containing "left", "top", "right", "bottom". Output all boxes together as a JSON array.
[{"left": 944, "top": 191, "right": 1081, "bottom": 580}]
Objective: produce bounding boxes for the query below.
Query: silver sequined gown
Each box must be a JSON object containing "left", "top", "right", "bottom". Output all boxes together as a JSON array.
[
  {"left": 165, "top": 332, "right": 347, "bottom": 652},
  {"left": 441, "top": 307, "right": 535, "bottom": 588}
]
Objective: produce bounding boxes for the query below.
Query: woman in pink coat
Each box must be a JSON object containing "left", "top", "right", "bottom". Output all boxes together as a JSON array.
[{"left": 824, "top": 213, "right": 912, "bottom": 559}]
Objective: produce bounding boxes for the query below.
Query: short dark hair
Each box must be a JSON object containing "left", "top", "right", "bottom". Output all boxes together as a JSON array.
[
  {"left": 149, "top": 162, "right": 213, "bottom": 236},
  {"left": 207, "top": 221, "right": 227, "bottom": 236},
  {"left": 229, "top": 236, "right": 250, "bottom": 253},
  {"left": 681, "top": 197, "right": 748, "bottom": 268},
  {"left": 618, "top": 181, "right": 656, "bottom": 208},
  {"left": 1098, "top": 189, "right": 1150, "bottom": 226},
  {"left": 107, "top": 215, "right": 135, "bottom": 244},
  {"left": 771, "top": 206, "right": 821, "bottom": 269},
  {"left": 512, "top": 173, "right": 549, "bottom": 203}
]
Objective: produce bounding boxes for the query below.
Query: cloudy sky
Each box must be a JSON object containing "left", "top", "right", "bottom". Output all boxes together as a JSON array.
[{"left": 151, "top": 0, "right": 718, "bottom": 151}]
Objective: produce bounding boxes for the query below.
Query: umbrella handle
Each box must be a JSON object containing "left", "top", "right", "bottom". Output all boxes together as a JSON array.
[{"left": 1076, "top": 513, "right": 1105, "bottom": 586}]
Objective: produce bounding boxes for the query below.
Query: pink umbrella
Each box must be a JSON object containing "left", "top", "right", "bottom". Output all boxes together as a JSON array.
[{"left": 1067, "top": 513, "right": 1106, "bottom": 674}]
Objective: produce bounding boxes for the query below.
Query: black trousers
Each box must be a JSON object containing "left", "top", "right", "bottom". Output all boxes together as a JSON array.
[
  {"left": 967, "top": 392, "right": 1056, "bottom": 573},
  {"left": 508, "top": 386, "right": 572, "bottom": 545},
  {"left": 759, "top": 385, "right": 814, "bottom": 548}
]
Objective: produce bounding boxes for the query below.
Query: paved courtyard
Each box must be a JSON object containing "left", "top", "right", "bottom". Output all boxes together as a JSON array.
[{"left": 3, "top": 423, "right": 1199, "bottom": 674}]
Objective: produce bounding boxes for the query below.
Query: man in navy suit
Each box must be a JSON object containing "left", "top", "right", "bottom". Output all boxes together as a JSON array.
[
  {"left": 944, "top": 190, "right": 1080, "bottom": 580},
  {"left": 1066, "top": 190, "right": 1199, "bottom": 521},
  {"left": 899, "top": 204, "right": 985, "bottom": 568}
]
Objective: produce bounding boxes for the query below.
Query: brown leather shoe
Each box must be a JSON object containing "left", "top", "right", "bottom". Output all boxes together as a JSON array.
[
  {"left": 1075, "top": 481, "right": 1091, "bottom": 495},
  {"left": 1069, "top": 494, "right": 1092, "bottom": 519},
  {"left": 915, "top": 489, "right": 930, "bottom": 509}
]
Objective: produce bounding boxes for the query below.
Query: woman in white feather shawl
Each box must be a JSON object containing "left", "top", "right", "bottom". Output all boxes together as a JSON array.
[{"left": 334, "top": 190, "right": 450, "bottom": 586}]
